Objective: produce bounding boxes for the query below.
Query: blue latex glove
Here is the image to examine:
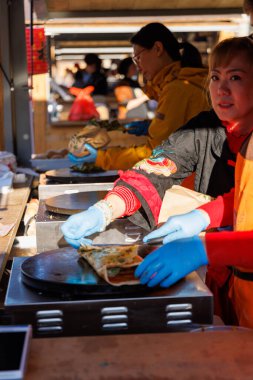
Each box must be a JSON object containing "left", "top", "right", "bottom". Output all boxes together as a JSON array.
[
  {"left": 143, "top": 210, "right": 210, "bottom": 245},
  {"left": 135, "top": 236, "right": 208, "bottom": 287},
  {"left": 61, "top": 206, "right": 104, "bottom": 249},
  {"left": 68, "top": 143, "right": 98, "bottom": 164},
  {"left": 124, "top": 120, "right": 151, "bottom": 136}
]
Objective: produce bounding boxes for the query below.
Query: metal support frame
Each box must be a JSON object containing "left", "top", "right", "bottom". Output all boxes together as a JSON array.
[
  {"left": 0, "top": 1, "right": 13, "bottom": 152},
  {"left": 0, "top": 0, "right": 32, "bottom": 166}
]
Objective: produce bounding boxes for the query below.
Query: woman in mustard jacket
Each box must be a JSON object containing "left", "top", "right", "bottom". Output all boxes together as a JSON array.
[{"left": 68, "top": 23, "right": 210, "bottom": 170}]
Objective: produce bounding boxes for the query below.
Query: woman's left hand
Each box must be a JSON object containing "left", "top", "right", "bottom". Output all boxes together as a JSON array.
[{"left": 135, "top": 236, "right": 208, "bottom": 287}]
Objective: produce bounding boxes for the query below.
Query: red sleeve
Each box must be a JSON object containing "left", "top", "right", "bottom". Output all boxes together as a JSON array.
[
  {"left": 206, "top": 230, "right": 253, "bottom": 268},
  {"left": 198, "top": 189, "right": 234, "bottom": 229},
  {"left": 105, "top": 185, "right": 141, "bottom": 216},
  {"left": 114, "top": 170, "right": 162, "bottom": 225}
]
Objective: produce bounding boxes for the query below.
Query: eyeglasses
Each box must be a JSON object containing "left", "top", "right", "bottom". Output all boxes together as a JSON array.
[{"left": 132, "top": 48, "right": 147, "bottom": 65}]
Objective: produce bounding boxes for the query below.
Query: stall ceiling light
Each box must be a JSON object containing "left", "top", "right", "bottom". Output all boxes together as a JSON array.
[
  {"left": 55, "top": 54, "right": 128, "bottom": 60},
  {"left": 55, "top": 47, "right": 133, "bottom": 54},
  {"left": 45, "top": 24, "right": 239, "bottom": 36}
]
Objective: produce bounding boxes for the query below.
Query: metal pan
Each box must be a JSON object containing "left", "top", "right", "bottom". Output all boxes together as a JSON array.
[
  {"left": 45, "top": 168, "right": 118, "bottom": 184},
  {"left": 21, "top": 246, "right": 158, "bottom": 297},
  {"left": 45, "top": 191, "right": 107, "bottom": 215}
]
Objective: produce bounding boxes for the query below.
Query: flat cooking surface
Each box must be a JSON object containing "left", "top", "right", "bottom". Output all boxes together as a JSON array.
[
  {"left": 21, "top": 246, "right": 156, "bottom": 296},
  {"left": 45, "top": 168, "right": 118, "bottom": 183},
  {"left": 5, "top": 257, "right": 213, "bottom": 337},
  {"left": 7, "top": 257, "right": 212, "bottom": 305},
  {"left": 45, "top": 191, "right": 107, "bottom": 215}
]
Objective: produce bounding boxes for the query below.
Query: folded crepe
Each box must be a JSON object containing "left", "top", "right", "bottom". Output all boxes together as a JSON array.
[
  {"left": 68, "top": 125, "right": 110, "bottom": 157},
  {"left": 78, "top": 244, "right": 143, "bottom": 286}
]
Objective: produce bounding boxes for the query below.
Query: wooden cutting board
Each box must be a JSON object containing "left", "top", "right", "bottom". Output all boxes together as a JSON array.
[{"left": 45, "top": 191, "right": 107, "bottom": 215}]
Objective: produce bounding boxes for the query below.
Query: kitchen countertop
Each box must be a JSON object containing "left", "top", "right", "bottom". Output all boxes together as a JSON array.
[{"left": 26, "top": 329, "right": 253, "bottom": 380}]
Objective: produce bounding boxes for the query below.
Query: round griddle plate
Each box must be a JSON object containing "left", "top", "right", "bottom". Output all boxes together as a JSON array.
[
  {"left": 45, "top": 168, "right": 118, "bottom": 183},
  {"left": 45, "top": 191, "right": 108, "bottom": 215},
  {"left": 21, "top": 247, "right": 151, "bottom": 297}
]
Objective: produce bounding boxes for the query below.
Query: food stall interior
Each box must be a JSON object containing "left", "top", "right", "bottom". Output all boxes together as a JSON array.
[{"left": 0, "top": 0, "right": 250, "bottom": 340}]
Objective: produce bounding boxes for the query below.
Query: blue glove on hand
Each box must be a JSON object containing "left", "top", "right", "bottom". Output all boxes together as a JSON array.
[
  {"left": 68, "top": 143, "right": 98, "bottom": 164},
  {"left": 143, "top": 210, "right": 210, "bottom": 245},
  {"left": 124, "top": 120, "right": 151, "bottom": 136},
  {"left": 135, "top": 236, "right": 208, "bottom": 287},
  {"left": 61, "top": 206, "right": 105, "bottom": 249}
]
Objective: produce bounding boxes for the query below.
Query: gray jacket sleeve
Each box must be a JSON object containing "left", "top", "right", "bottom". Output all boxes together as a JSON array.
[
  {"left": 117, "top": 126, "right": 204, "bottom": 231},
  {"left": 116, "top": 110, "right": 225, "bottom": 230}
]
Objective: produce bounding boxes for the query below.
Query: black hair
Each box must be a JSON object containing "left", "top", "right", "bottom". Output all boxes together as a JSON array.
[
  {"left": 130, "top": 22, "right": 203, "bottom": 68},
  {"left": 84, "top": 53, "right": 101, "bottom": 70},
  {"left": 74, "top": 70, "right": 83, "bottom": 81},
  {"left": 118, "top": 57, "right": 133, "bottom": 76},
  {"left": 179, "top": 41, "right": 204, "bottom": 68}
]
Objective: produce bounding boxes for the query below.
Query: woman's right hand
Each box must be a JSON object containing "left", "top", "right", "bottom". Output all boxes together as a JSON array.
[{"left": 61, "top": 206, "right": 105, "bottom": 249}]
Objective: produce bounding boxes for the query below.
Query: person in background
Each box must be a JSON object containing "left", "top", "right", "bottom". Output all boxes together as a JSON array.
[
  {"left": 114, "top": 57, "right": 149, "bottom": 120},
  {"left": 135, "top": 36, "right": 253, "bottom": 328},
  {"left": 116, "top": 57, "right": 141, "bottom": 89},
  {"left": 68, "top": 22, "right": 210, "bottom": 170},
  {"left": 72, "top": 70, "right": 86, "bottom": 89},
  {"left": 82, "top": 53, "right": 108, "bottom": 96}
]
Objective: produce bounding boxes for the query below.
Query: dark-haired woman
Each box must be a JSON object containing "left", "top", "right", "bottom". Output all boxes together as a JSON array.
[
  {"left": 68, "top": 22, "right": 210, "bottom": 170},
  {"left": 82, "top": 53, "right": 108, "bottom": 96}
]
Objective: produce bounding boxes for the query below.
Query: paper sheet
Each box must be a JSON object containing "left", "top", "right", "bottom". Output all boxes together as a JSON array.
[
  {"left": 158, "top": 185, "right": 213, "bottom": 224},
  {"left": 0, "top": 222, "right": 15, "bottom": 237}
]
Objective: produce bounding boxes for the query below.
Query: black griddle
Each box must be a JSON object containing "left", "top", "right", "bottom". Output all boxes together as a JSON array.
[
  {"left": 45, "top": 168, "right": 118, "bottom": 183},
  {"left": 21, "top": 246, "right": 153, "bottom": 297},
  {"left": 45, "top": 191, "right": 108, "bottom": 215},
  {"left": 5, "top": 256, "right": 213, "bottom": 338}
]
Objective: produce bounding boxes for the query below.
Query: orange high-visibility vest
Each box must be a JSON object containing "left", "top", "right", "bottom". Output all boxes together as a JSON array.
[{"left": 229, "top": 132, "right": 253, "bottom": 327}]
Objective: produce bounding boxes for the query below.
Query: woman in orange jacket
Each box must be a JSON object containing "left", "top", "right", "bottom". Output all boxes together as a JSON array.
[{"left": 137, "top": 36, "right": 253, "bottom": 327}]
